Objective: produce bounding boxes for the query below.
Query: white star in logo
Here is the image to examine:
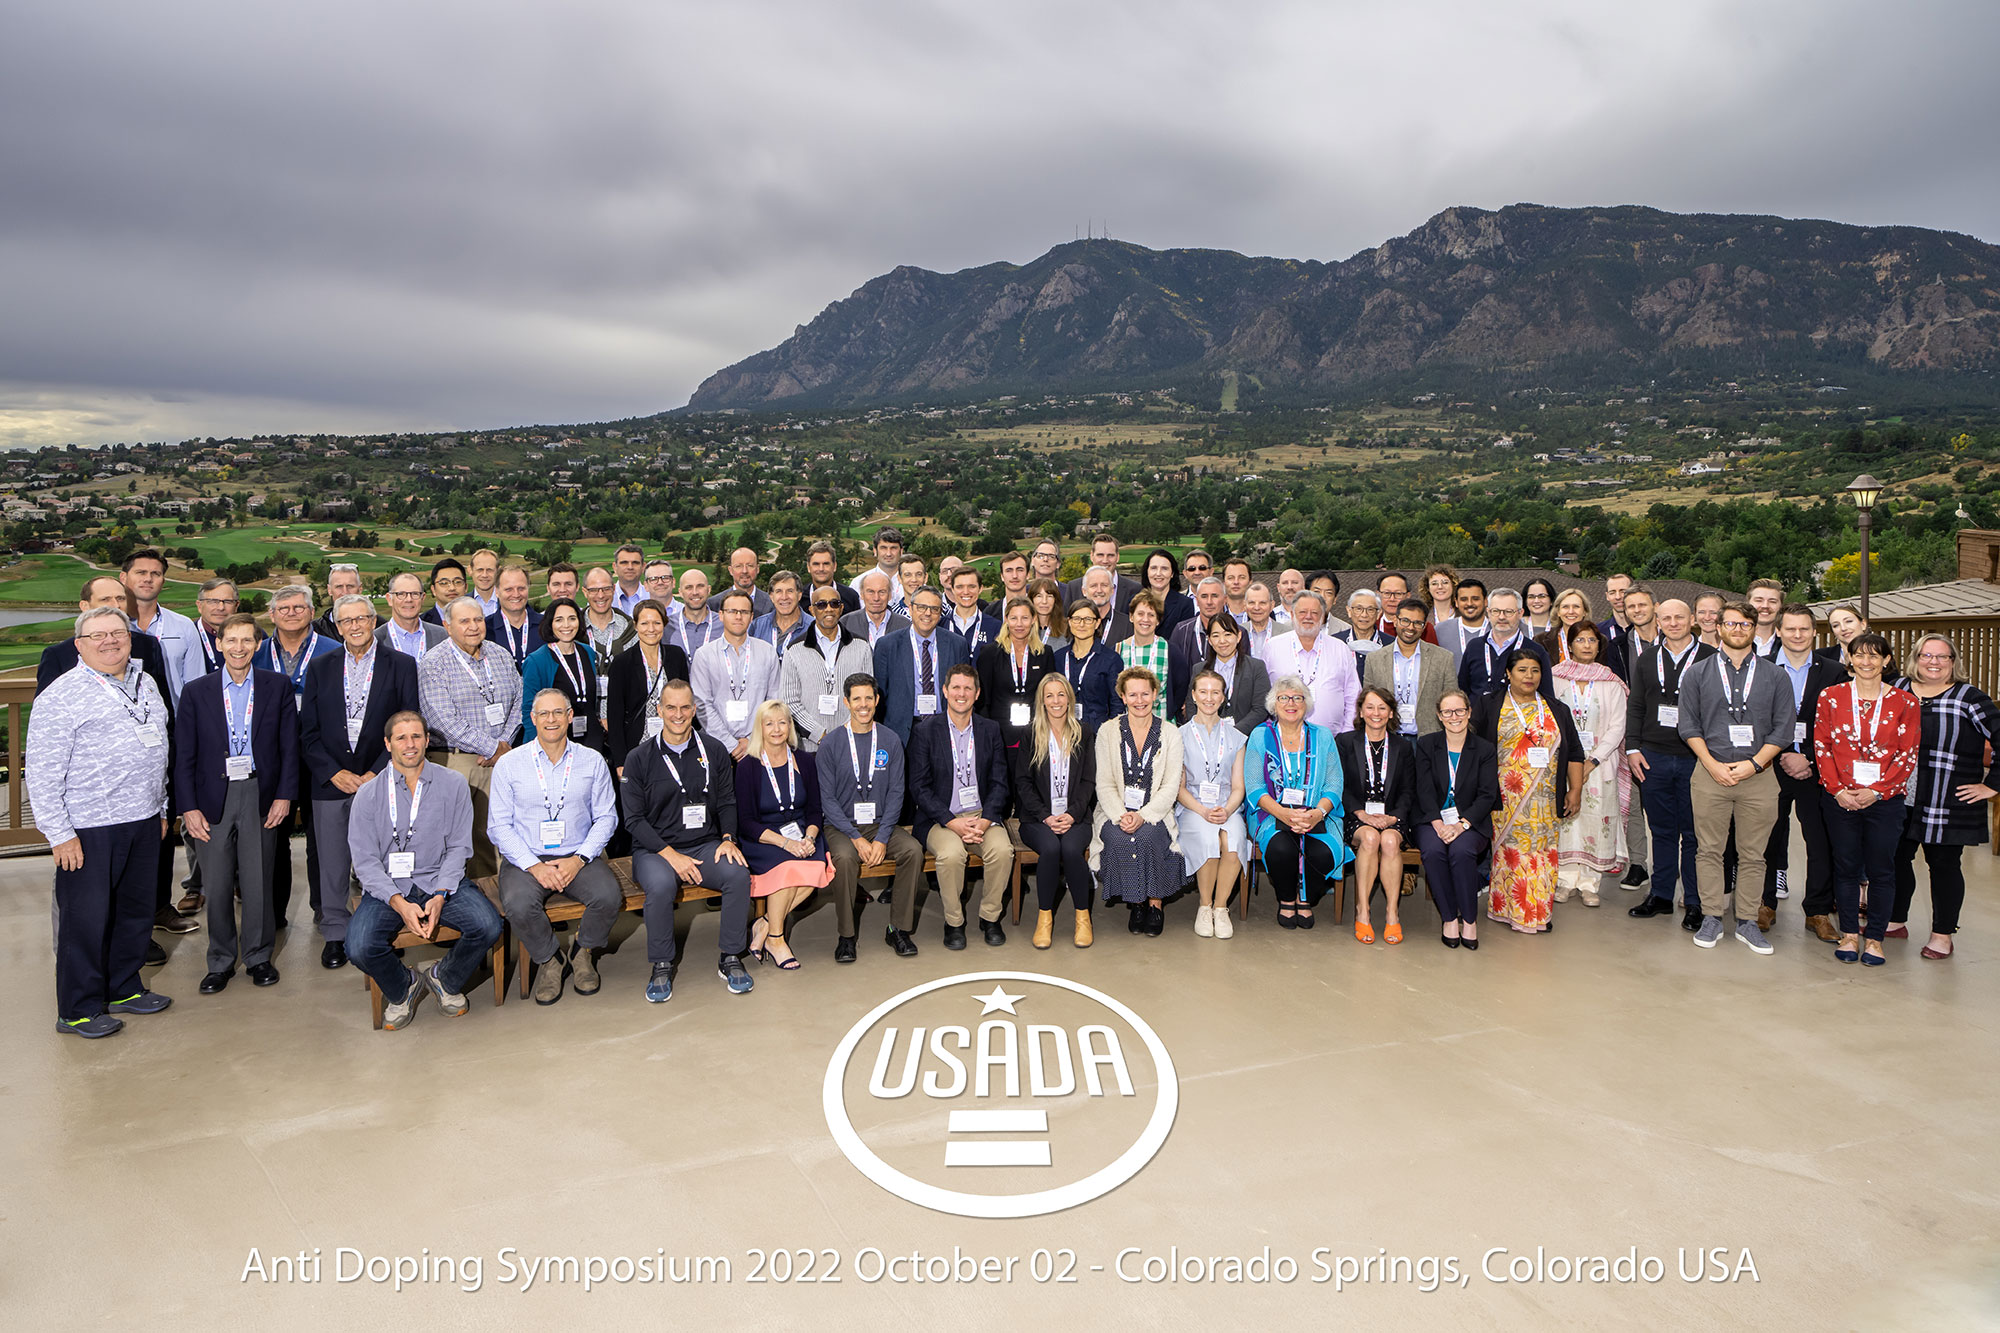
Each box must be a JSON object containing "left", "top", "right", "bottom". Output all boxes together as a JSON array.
[{"left": 973, "top": 985, "right": 1024, "bottom": 1015}]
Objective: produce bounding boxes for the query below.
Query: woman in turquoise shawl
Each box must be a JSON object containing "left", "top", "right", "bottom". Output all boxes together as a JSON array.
[{"left": 1246, "top": 673, "right": 1351, "bottom": 927}]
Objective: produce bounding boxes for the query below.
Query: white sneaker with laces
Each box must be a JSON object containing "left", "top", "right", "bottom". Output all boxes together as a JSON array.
[
  {"left": 1212, "top": 905, "right": 1234, "bottom": 939},
  {"left": 1193, "top": 905, "right": 1214, "bottom": 937}
]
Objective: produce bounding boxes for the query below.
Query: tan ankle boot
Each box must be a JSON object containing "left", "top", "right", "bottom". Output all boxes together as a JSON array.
[
  {"left": 1074, "top": 909, "right": 1093, "bottom": 948},
  {"left": 1033, "top": 910, "right": 1054, "bottom": 949}
]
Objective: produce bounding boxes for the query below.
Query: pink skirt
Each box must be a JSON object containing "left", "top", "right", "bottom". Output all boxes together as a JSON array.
[{"left": 749, "top": 855, "right": 835, "bottom": 898}]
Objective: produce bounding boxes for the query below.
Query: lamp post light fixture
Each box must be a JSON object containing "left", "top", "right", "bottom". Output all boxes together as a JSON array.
[{"left": 1846, "top": 474, "right": 1883, "bottom": 621}]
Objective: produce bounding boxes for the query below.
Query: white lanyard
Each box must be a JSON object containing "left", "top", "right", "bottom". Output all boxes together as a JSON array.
[
  {"left": 1363, "top": 733, "right": 1388, "bottom": 792},
  {"left": 1050, "top": 742, "right": 1070, "bottom": 806},
  {"left": 1122, "top": 722, "right": 1157, "bottom": 785},
  {"left": 457, "top": 646, "right": 495, "bottom": 702},
  {"left": 845, "top": 725, "right": 877, "bottom": 795},
  {"left": 224, "top": 674, "right": 256, "bottom": 756},
  {"left": 1508, "top": 694, "right": 1548, "bottom": 738},
  {"left": 950, "top": 721, "right": 977, "bottom": 788},
  {"left": 914, "top": 635, "right": 938, "bottom": 689},
  {"left": 533, "top": 745, "right": 575, "bottom": 822},
  {"left": 1720, "top": 654, "right": 1758, "bottom": 719},
  {"left": 1189, "top": 719, "right": 1226, "bottom": 784},
  {"left": 552, "top": 645, "right": 586, "bottom": 697},
  {"left": 762, "top": 754, "right": 799, "bottom": 810},
  {"left": 1849, "top": 685, "right": 1886, "bottom": 755},
  {"left": 820, "top": 634, "right": 842, "bottom": 692},
  {"left": 1568, "top": 682, "right": 1590, "bottom": 724},
  {"left": 92, "top": 664, "right": 151, "bottom": 723},
  {"left": 660, "top": 737, "right": 710, "bottom": 797},
  {"left": 503, "top": 617, "right": 526, "bottom": 660},
  {"left": 1065, "top": 648, "right": 1096, "bottom": 687},
  {"left": 389, "top": 776, "right": 425, "bottom": 852},
  {"left": 344, "top": 648, "right": 375, "bottom": 718}
]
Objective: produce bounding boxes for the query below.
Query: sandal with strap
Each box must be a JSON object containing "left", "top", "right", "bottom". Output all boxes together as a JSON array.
[
  {"left": 766, "top": 931, "right": 802, "bottom": 971},
  {"left": 1384, "top": 922, "right": 1402, "bottom": 945},
  {"left": 1353, "top": 917, "right": 1373, "bottom": 944},
  {"left": 748, "top": 917, "right": 770, "bottom": 963}
]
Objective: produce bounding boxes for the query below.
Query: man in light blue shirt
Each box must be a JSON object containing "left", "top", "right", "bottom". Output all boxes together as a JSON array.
[{"left": 489, "top": 689, "right": 621, "bottom": 1005}]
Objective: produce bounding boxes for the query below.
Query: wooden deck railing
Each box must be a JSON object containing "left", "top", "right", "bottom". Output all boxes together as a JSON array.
[
  {"left": 0, "top": 677, "right": 41, "bottom": 851},
  {"left": 1817, "top": 614, "right": 2000, "bottom": 697}
]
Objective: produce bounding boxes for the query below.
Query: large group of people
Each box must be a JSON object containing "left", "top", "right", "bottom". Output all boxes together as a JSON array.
[{"left": 24, "top": 534, "right": 1991, "bottom": 1037}]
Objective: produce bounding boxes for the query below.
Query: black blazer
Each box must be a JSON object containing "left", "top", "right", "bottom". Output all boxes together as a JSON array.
[
  {"left": 1470, "top": 688, "right": 1586, "bottom": 815},
  {"left": 620, "top": 730, "right": 737, "bottom": 854},
  {"left": 1775, "top": 653, "right": 1849, "bottom": 772},
  {"left": 975, "top": 643, "right": 1053, "bottom": 750},
  {"left": 1009, "top": 732, "right": 1097, "bottom": 825},
  {"left": 907, "top": 711, "right": 1011, "bottom": 845},
  {"left": 172, "top": 667, "right": 299, "bottom": 821},
  {"left": 605, "top": 642, "right": 691, "bottom": 772},
  {"left": 300, "top": 646, "right": 421, "bottom": 800},
  {"left": 484, "top": 610, "right": 545, "bottom": 669},
  {"left": 1412, "top": 731, "right": 1501, "bottom": 841},
  {"left": 1176, "top": 653, "right": 1271, "bottom": 735},
  {"left": 1336, "top": 730, "right": 1417, "bottom": 828}
]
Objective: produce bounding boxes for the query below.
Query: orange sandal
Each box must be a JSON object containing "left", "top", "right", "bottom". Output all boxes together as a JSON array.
[
  {"left": 1385, "top": 923, "right": 1403, "bottom": 945},
  {"left": 1354, "top": 919, "right": 1375, "bottom": 944}
]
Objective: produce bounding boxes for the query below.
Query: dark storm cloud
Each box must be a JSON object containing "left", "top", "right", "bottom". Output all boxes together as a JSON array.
[{"left": 1, "top": 0, "right": 1994, "bottom": 445}]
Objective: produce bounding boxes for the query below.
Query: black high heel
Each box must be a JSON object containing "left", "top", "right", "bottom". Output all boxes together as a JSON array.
[
  {"left": 1461, "top": 930, "right": 1480, "bottom": 952},
  {"left": 1441, "top": 932, "right": 1460, "bottom": 949}
]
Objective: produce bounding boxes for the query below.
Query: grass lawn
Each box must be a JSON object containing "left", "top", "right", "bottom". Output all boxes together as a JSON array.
[{"left": 0, "top": 554, "right": 106, "bottom": 607}]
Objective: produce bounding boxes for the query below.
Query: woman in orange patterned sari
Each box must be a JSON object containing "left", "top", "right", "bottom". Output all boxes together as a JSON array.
[{"left": 1472, "top": 650, "right": 1585, "bottom": 933}]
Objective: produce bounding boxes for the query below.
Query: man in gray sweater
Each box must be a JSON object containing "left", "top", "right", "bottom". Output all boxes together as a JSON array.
[
  {"left": 780, "top": 587, "right": 877, "bottom": 751},
  {"left": 1676, "top": 600, "right": 1796, "bottom": 956},
  {"left": 817, "top": 673, "right": 927, "bottom": 962}
]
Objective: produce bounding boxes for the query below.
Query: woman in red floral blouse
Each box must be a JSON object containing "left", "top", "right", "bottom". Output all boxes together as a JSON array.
[{"left": 1813, "top": 633, "right": 1921, "bottom": 966}]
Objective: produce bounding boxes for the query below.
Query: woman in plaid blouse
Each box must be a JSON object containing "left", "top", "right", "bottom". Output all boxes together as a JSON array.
[
  {"left": 1889, "top": 633, "right": 2000, "bottom": 961},
  {"left": 1119, "top": 590, "right": 1172, "bottom": 720},
  {"left": 1813, "top": 633, "right": 1920, "bottom": 965}
]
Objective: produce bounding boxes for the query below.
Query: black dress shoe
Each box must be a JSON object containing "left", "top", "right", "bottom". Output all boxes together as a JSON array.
[
  {"left": 1621, "top": 865, "right": 1649, "bottom": 888},
  {"left": 1461, "top": 935, "right": 1479, "bottom": 951},
  {"left": 248, "top": 962, "right": 280, "bottom": 987},
  {"left": 145, "top": 940, "right": 168, "bottom": 966},
  {"left": 1680, "top": 909, "right": 1704, "bottom": 932},
  {"left": 1628, "top": 897, "right": 1672, "bottom": 919},
  {"left": 1441, "top": 933, "right": 1460, "bottom": 949},
  {"left": 1128, "top": 903, "right": 1144, "bottom": 934},
  {"left": 981, "top": 918, "right": 1006, "bottom": 947},
  {"left": 834, "top": 936, "right": 858, "bottom": 964},
  {"left": 199, "top": 970, "right": 232, "bottom": 994},
  {"left": 321, "top": 941, "right": 348, "bottom": 969},
  {"left": 1144, "top": 905, "right": 1164, "bottom": 937},
  {"left": 884, "top": 927, "right": 919, "bottom": 957},
  {"left": 943, "top": 923, "right": 967, "bottom": 951}
]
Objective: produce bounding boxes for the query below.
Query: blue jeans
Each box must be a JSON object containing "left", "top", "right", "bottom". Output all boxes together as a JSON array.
[
  {"left": 348, "top": 879, "right": 503, "bottom": 1003},
  {"left": 1637, "top": 747, "right": 1698, "bottom": 908}
]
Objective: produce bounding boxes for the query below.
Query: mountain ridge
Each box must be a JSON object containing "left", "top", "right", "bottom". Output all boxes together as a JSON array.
[{"left": 686, "top": 203, "right": 2000, "bottom": 410}]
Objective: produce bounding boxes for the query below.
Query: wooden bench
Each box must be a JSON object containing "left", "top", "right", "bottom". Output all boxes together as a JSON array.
[
  {"left": 1241, "top": 845, "right": 1426, "bottom": 924},
  {"left": 362, "top": 879, "right": 511, "bottom": 1030}
]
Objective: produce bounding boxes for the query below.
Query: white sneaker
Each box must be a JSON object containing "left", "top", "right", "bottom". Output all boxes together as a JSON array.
[
  {"left": 1553, "top": 882, "right": 1575, "bottom": 903},
  {"left": 1212, "top": 904, "right": 1234, "bottom": 938},
  {"left": 1579, "top": 889, "right": 1601, "bottom": 907},
  {"left": 1193, "top": 905, "right": 1214, "bottom": 937}
]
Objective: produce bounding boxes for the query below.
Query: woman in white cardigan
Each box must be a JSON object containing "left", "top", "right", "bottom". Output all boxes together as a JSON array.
[{"left": 1089, "top": 666, "right": 1185, "bottom": 937}]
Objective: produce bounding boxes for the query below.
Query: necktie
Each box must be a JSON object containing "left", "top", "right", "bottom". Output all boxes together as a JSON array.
[{"left": 921, "top": 638, "right": 935, "bottom": 693}]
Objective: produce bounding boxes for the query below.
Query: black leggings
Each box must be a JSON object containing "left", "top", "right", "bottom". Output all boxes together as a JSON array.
[
  {"left": 1020, "top": 820, "right": 1093, "bottom": 911},
  {"left": 1892, "top": 839, "right": 1966, "bottom": 936},
  {"left": 1263, "top": 830, "right": 1338, "bottom": 907}
]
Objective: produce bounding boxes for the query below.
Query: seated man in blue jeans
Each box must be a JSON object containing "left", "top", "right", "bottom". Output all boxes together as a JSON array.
[
  {"left": 346, "top": 709, "right": 503, "bottom": 1029},
  {"left": 622, "top": 678, "right": 753, "bottom": 1002}
]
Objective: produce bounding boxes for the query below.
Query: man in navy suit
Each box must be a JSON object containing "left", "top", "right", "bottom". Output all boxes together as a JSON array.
[
  {"left": 1457, "top": 588, "right": 1554, "bottom": 703},
  {"left": 173, "top": 614, "right": 298, "bottom": 993},
  {"left": 301, "top": 593, "right": 423, "bottom": 970},
  {"left": 943, "top": 567, "right": 1000, "bottom": 654},
  {"left": 872, "top": 585, "right": 970, "bottom": 745},
  {"left": 484, "top": 564, "right": 545, "bottom": 667},
  {"left": 907, "top": 663, "right": 1014, "bottom": 949}
]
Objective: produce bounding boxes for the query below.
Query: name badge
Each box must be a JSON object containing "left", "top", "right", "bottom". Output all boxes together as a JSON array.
[
  {"left": 387, "top": 851, "right": 416, "bottom": 878},
  {"left": 779, "top": 821, "right": 805, "bottom": 842},
  {"left": 681, "top": 806, "right": 707, "bottom": 829},
  {"left": 225, "top": 755, "right": 254, "bottom": 781},
  {"left": 539, "top": 819, "right": 565, "bottom": 850},
  {"left": 1577, "top": 729, "right": 1595, "bottom": 752},
  {"left": 1365, "top": 800, "right": 1387, "bottom": 816},
  {"left": 483, "top": 702, "right": 505, "bottom": 726},
  {"left": 1440, "top": 806, "right": 1460, "bottom": 826},
  {"left": 1198, "top": 780, "right": 1221, "bottom": 806},
  {"left": 1853, "top": 760, "right": 1882, "bottom": 786},
  {"left": 1526, "top": 746, "right": 1550, "bottom": 769},
  {"left": 1727, "top": 724, "right": 1755, "bottom": 748},
  {"left": 1657, "top": 705, "right": 1679, "bottom": 727},
  {"left": 597, "top": 674, "right": 610, "bottom": 699},
  {"left": 818, "top": 693, "right": 840, "bottom": 715},
  {"left": 854, "top": 801, "right": 877, "bottom": 825},
  {"left": 917, "top": 693, "right": 939, "bottom": 715},
  {"left": 1282, "top": 786, "right": 1306, "bottom": 806},
  {"left": 570, "top": 716, "right": 587, "bottom": 737},
  {"left": 1124, "top": 784, "right": 1146, "bottom": 810},
  {"left": 725, "top": 699, "right": 749, "bottom": 724},
  {"left": 1794, "top": 721, "right": 1807, "bottom": 746},
  {"left": 136, "top": 723, "right": 163, "bottom": 748},
  {"left": 645, "top": 717, "right": 664, "bottom": 739},
  {"left": 1010, "top": 701, "right": 1031, "bottom": 727},
  {"left": 1398, "top": 703, "right": 1417, "bottom": 726},
  {"left": 346, "top": 717, "right": 364, "bottom": 747},
  {"left": 956, "top": 784, "right": 981, "bottom": 810}
]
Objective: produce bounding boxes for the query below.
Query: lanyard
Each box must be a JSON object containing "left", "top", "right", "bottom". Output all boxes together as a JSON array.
[
  {"left": 1446, "top": 745, "right": 1463, "bottom": 795},
  {"left": 1850, "top": 684, "right": 1886, "bottom": 755},
  {"left": 553, "top": 645, "right": 587, "bottom": 699},
  {"left": 390, "top": 776, "right": 425, "bottom": 853},
  {"left": 1657, "top": 642, "right": 1697, "bottom": 696},
  {"left": 1568, "top": 682, "right": 1590, "bottom": 724},
  {"left": 1012, "top": 647, "right": 1030, "bottom": 691},
  {"left": 1122, "top": 718, "right": 1158, "bottom": 786},
  {"left": 1720, "top": 654, "right": 1758, "bottom": 720},
  {"left": 1295, "top": 639, "right": 1321, "bottom": 686},
  {"left": 845, "top": 725, "right": 877, "bottom": 797},
  {"left": 224, "top": 673, "right": 255, "bottom": 756},
  {"left": 1050, "top": 742, "right": 1070, "bottom": 805},
  {"left": 762, "top": 754, "right": 799, "bottom": 811},
  {"left": 280, "top": 631, "right": 319, "bottom": 688},
  {"left": 344, "top": 647, "right": 375, "bottom": 718},
  {"left": 199, "top": 631, "right": 219, "bottom": 672},
  {"left": 502, "top": 617, "right": 526, "bottom": 660},
  {"left": 396, "top": 622, "right": 425, "bottom": 656},
  {"left": 1188, "top": 718, "right": 1226, "bottom": 785},
  {"left": 1065, "top": 647, "right": 1096, "bottom": 687},
  {"left": 533, "top": 744, "right": 575, "bottom": 822},
  {"left": 660, "top": 736, "right": 710, "bottom": 798},
  {"left": 1507, "top": 694, "right": 1549, "bottom": 739},
  {"left": 819, "top": 633, "right": 842, "bottom": 691},
  {"left": 1364, "top": 734, "right": 1388, "bottom": 793},
  {"left": 723, "top": 641, "right": 748, "bottom": 699},
  {"left": 1394, "top": 648, "right": 1418, "bottom": 701},
  {"left": 642, "top": 644, "right": 665, "bottom": 701},
  {"left": 92, "top": 664, "right": 151, "bottom": 723},
  {"left": 457, "top": 646, "right": 495, "bottom": 702},
  {"left": 950, "top": 721, "right": 977, "bottom": 787}
]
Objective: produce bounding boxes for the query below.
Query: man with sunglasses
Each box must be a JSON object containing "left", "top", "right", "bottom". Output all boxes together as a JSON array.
[{"left": 780, "top": 584, "right": 876, "bottom": 751}]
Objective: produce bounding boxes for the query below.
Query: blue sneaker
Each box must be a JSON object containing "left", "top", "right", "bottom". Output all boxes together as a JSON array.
[
  {"left": 645, "top": 963, "right": 674, "bottom": 1003},
  {"left": 57, "top": 1014, "right": 125, "bottom": 1038},
  {"left": 1735, "top": 922, "right": 1774, "bottom": 956},
  {"left": 1692, "top": 918, "right": 1724, "bottom": 949},
  {"left": 718, "top": 954, "right": 754, "bottom": 995},
  {"left": 108, "top": 990, "right": 173, "bottom": 1015}
]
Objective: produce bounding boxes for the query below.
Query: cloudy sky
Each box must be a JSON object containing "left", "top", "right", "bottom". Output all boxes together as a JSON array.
[{"left": 3, "top": 0, "right": 1994, "bottom": 447}]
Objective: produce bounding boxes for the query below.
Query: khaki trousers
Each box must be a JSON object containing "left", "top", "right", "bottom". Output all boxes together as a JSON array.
[
  {"left": 434, "top": 750, "right": 498, "bottom": 881},
  {"left": 1690, "top": 763, "right": 1778, "bottom": 923},
  {"left": 828, "top": 823, "right": 927, "bottom": 935},
  {"left": 925, "top": 822, "right": 1014, "bottom": 926}
]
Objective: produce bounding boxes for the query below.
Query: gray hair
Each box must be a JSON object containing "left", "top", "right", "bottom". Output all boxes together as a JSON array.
[
  {"left": 1265, "top": 672, "right": 1316, "bottom": 717},
  {"left": 74, "top": 605, "right": 128, "bottom": 638},
  {"left": 1291, "top": 589, "right": 1328, "bottom": 617},
  {"left": 858, "top": 569, "right": 891, "bottom": 592},
  {"left": 531, "top": 687, "right": 573, "bottom": 713},
  {"left": 387, "top": 570, "right": 424, "bottom": 593},
  {"left": 270, "top": 583, "right": 314, "bottom": 611},
  {"left": 332, "top": 593, "right": 375, "bottom": 622},
  {"left": 1488, "top": 587, "right": 1522, "bottom": 610},
  {"left": 1081, "top": 565, "right": 1113, "bottom": 589},
  {"left": 1194, "top": 576, "right": 1224, "bottom": 593},
  {"left": 1345, "top": 589, "right": 1381, "bottom": 613},
  {"left": 198, "top": 576, "right": 237, "bottom": 597},
  {"left": 443, "top": 595, "right": 487, "bottom": 623}
]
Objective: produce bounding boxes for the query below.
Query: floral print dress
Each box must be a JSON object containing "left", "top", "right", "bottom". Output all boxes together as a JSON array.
[{"left": 1490, "top": 694, "right": 1560, "bottom": 931}]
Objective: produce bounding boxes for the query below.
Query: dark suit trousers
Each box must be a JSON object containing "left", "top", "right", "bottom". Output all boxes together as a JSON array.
[
  {"left": 1763, "top": 766, "right": 1833, "bottom": 914},
  {"left": 271, "top": 757, "right": 320, "bottom": 928},
  {"left": 55, "top": 817, "right": 159, "bottom": 1018},
  {"left": 196, "top": 777, "right": 277, "bottom": 971}
]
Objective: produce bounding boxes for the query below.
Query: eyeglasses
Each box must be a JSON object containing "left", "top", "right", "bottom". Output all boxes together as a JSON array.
[
  {"left": 388, "top": 588, "right": 422, "bottom": 597},
  {"left": 531, "top": 708, "right": 573, "bottom": 720},
  {"left": 1438, "top": 707, "right": 1469, "bottom": 717},
  {"left": 196, "top": 595, "right": 237, "bottom": 606},
  {"left": 1917, "top": 652, "right": 1954, "bottom": 662},
  {"left": 1275, "top": 693, "right": 1307, "bottom": 705},
  {"left": 78, "top": 629, "right": 131, "bottom": 644},
  {"left": 334, "top": 615, "right": 375, "bottom": 628}
]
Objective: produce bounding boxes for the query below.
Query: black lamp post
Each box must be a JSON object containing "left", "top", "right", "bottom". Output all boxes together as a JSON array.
[{"left": 1846, "top": 474, "right": 1883, "bottom": 620}]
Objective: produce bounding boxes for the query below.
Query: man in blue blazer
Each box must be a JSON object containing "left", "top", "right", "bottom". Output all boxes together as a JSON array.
[
  {"left": 484, "top": 564, "right": 546, "bottom": 668},
  {"left": 907, "top": 663, "right": 1015, "bottom": 949},
  {"left": 173, "top": 614, "right": 298, "bottom": 993},
  {"left": 301, "top": 593, "right": 423, "bottom": 970},
  {"left": 872, "top": 586, "right": 970, "bottom": 745}
]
